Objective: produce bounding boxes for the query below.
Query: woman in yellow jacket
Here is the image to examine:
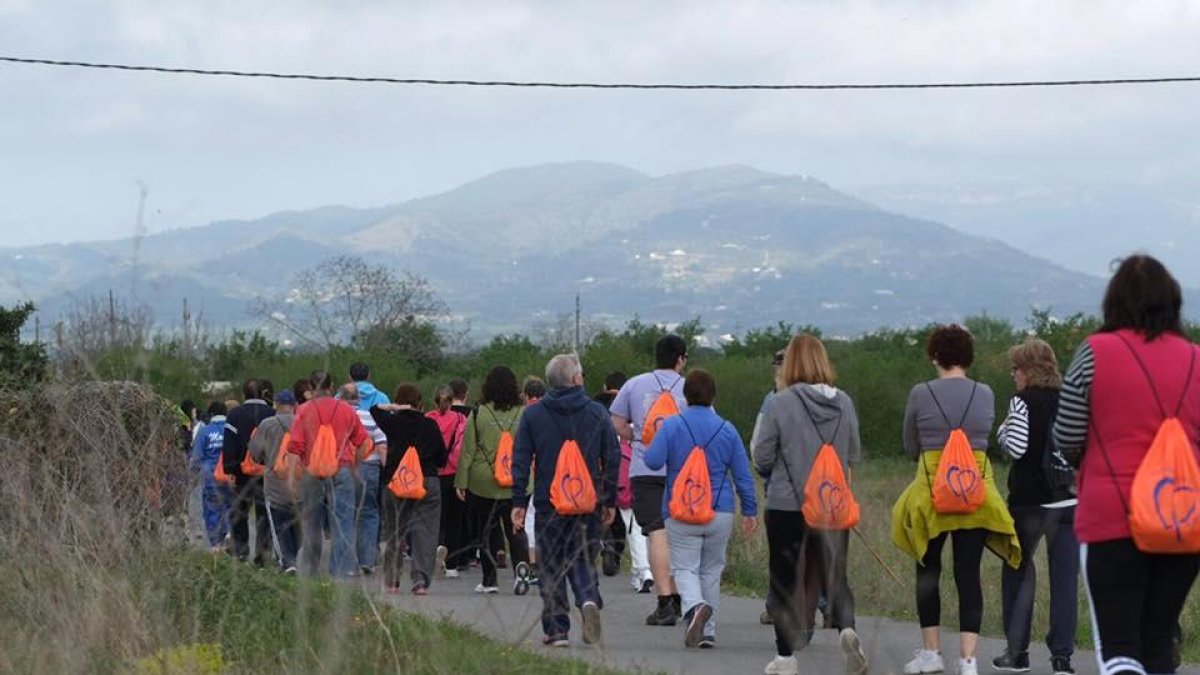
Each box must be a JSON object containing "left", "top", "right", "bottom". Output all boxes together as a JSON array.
[{"left": 456, "top": 365, "right": 528, "bottom": 594}]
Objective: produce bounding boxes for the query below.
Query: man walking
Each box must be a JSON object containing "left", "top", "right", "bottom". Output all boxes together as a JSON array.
[
  {"left": 342, "top": 382, "right": 389, "bottom": 576},
  {"left": 248, "top": 390, "right": 302, "bottom": 573},
  {"left": 512, "top": 354, "right": 620, "bottom": 647},
  {"left": 610, "top": 335, "right": 689, "bottom": 625},
  {"left": 288, "top": 371, "right": 370, "bottom": 577},
  {"left": 222, "top": 378, "right": 276, "bottom": 565}
]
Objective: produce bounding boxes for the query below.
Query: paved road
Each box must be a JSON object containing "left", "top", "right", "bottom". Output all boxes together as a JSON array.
[{"left": 373, "top": 567, "right": 1199, "bottom": 675}]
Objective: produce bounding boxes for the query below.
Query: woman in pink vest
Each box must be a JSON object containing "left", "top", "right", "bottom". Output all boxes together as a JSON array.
[
  {"left": 428, "top": 385, "right": 468, "bottom": 578},
  {"left": 1053, "top": 254, "right": 1200, "bottom": 675}
]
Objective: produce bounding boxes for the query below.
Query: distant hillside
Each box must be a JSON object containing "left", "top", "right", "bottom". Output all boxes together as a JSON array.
[{"left": 1, "top": 162, "right": 1115, "bottom": 339}]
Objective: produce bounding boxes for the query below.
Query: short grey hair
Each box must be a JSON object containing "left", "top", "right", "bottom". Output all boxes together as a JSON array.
[
  {"left": 337, "top": 383, "right": 359, "bottom": 401},
  {"left": 545, "top": 353, "right": 583, "bottom": 388}
]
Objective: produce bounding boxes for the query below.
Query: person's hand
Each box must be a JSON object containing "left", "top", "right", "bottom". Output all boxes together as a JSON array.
[
  {"left": 741, "top": 515, "right": 759, "bottom": 537},
  {"left": 601, "top": 507, "right": 617, "bottom": 527},
  {"left": 456, "top": 488, "right": 467, "bottom": 502},
  {"left": 511, "top": 507, "right": 526, "bottom": 532}
]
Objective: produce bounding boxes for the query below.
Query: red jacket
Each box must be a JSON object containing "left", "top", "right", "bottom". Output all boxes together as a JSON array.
[
  {"left": 427, "top": 409, "right": 467, "bottom": 477},
  {"left": 288, "top": 397, "right": 368, "bottom": 469},
  {"left": 1078, "top": 330, "right": 1200, "bottom": 543}
]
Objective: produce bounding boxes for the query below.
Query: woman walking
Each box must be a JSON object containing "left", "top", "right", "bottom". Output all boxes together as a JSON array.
[
  {"left": 753, "top": 334, "right": 868, "bottom": 675},
  {"left": 892, "top": 324, "right": 1020, "bottom": 675},
  {"left": 993, "top": 339, "right": 1078, "bottom": 675},
  {"left": 644, "top": 369, "right": 758, "bottom": 650},
  {"left": 455, "top": 365, "right": 530, "bottom": 594},
  {"left": 372, "top": 384, "right": 447, "bottom": 594},
  {"left": 1054, "top": 255, "right": 1200, "bottom": 675},
  {"left": 428, "top": 385, "right": 468, "bottom": 578}
]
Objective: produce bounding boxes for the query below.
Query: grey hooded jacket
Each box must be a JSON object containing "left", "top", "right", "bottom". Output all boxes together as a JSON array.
[{"left": 752, "top": 383, "right": 862, "bottom": 512}]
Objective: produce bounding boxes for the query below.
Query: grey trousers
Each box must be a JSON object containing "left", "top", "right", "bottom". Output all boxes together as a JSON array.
[
  {"left": 666, "top": 512, "right": 734, "bottom": 638},
  {"left": 381, "top": 476, "right": 442, "bottom": 589}
]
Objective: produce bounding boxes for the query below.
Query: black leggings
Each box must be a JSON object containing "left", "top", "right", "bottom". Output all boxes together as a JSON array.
[
  {"left": 766, "top": 510, "right": 855, "bottom": 656},
  {"left": 1083, "top": 538, "right": 1199, "bottom": 674},
  {"left": 465, "top": 492, "right": 529, "bottom": 588},
  {"left": 917, "top": 528, "right": 986, "bottom": 633}
]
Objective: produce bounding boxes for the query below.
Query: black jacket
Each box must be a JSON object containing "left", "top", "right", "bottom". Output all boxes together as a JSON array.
[
  {"left": 371, "top": 407, "right": 448, "bottom": 482},
  {"left": 1007, "top": 387, "right": 1062, "bottom": 507},
  {"left": 222, "top": 399, "right": 276, "bottom": 477},
  {"left": 512, "top": 385, "right": 620, "bottom": 512}
]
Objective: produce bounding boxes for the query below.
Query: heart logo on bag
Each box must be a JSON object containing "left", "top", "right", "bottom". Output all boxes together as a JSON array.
[
  {"left": 817, "top": 480, "right": 845, "bottom": 519},
  {"left": 561, "top": 473, "right": 585, "bottom": 507},
  {"left": 398, "top": 466, "right": 419, "bottom": 490},
  {"left": 1154, "top": 476, "right": 1199, "bottom": 541},
  {"left": 946, "top": 465, "right": 979, "bottom": 504},
  {"left": 683, "top": 479, "right": 708, "bottom": 514}
]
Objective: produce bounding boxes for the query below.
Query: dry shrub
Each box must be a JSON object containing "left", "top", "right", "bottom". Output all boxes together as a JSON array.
[{"left": 0, "top": 381, "right": 184, "bottom": 673}]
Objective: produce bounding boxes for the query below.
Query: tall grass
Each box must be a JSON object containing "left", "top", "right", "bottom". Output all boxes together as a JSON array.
[{"left": 0, "top": 382, "right": 627, "bottom": 674}]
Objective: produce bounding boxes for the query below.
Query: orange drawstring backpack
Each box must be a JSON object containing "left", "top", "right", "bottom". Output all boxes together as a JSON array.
[
  {"left": 241, "top": 427, "right": 266, "bottom": 477},
  {"left": 925, "top": 383, "right": 988, "bottom": 514},
  {"left": 307, "top": 403, "right": 341, "bottom": 479},
  {"left": 641, "top": 374, "right": 682, "bottom": 447},
  {"left": 667, "top": 418, "right": 727, "bottom": 525},
  {"left": 794, "top": 393, "right": 859, "bottom": 530},
  {"left": 388, "top": 445, "right": 428, "bottom": 500}
]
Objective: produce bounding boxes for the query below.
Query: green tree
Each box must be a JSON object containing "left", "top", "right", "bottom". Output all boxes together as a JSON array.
[{"left": 0, "top": 302, "right": 47, "bottom": 383}]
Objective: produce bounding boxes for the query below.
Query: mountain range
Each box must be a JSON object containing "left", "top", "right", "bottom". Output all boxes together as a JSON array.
[{"left": 0, "top": 162, "right": 1133, "bottom": 342}]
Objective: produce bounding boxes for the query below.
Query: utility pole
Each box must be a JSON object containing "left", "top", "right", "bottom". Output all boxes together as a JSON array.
[
  {"left": 108, "top": 289, "right": 117, "bottom": 348},
  {"left": 182, "top": 297, "right": 192, "bottom": 361},
  {"left": 574, "top": 292, "right": 581, "bottom": 355}
]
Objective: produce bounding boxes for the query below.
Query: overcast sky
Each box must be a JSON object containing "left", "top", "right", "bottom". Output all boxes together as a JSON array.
[{"left": 2, "top": 0, "right": 1199, "bottom": 248}]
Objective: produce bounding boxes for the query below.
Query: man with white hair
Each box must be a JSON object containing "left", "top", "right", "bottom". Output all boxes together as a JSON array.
[{"left": 512, "top": 354, "right": 620, "bottom": 648}]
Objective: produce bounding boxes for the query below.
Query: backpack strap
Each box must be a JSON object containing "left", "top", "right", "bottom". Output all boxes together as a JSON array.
[
  {"left": 651, "top": 371, "right": 682, "bottom": 394},
  {"left": 677, "top": 414, "right": 729, "bottom": 509},
  {"left": 1115, "top": 332, "right": 1197, "bottom": 418}
]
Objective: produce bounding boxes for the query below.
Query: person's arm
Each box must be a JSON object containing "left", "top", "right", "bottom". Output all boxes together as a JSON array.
[
  {"left": 845, "top": 395, "right": 862, "bottom": 482},
  {"left": 248, "top": 420, "right": 270, "bottom": 465},
  {"left": 729, "top": 430, "right": 758, "bottom": 518},
  {"left": 643, "top": 420, "right": 670, "bottom": 471},
  {"left": 510, "top": 411, "right": 534, "bottom": 510},
  {"left": 430, "top": 419, "right": 448, "bottom": 470},
  {"left": 222, "top": 412, "right": 245, "bottom": 475},
  {"left": 348, "top": 410, "right": 369, "bottom": 459},
  {"left": 1053, "top": 341, "right": 1095, "bottom": 465},
  {"left": 751, "top": 400, "right": 782, "bottom": 477},
  {"left": 610, "top": 382, "right": 634, "bottom": 443},
  {"left": 998, "top": 396, "right": 1030, "bottom": 460},
  {"left": 902, "top": 387, "right": 922, "bottom": 460},
  {"left": 600, "top": 411, "right": 621, "bottom": 508},
  {"left": 288, "top": 407, "right": 307, "bottom": 457},
  {"left": 455, "top": 411, "right": 477, "bottom": 494},
  {"left": 190, "top": 428, "right": 206, "bottom": 472}
]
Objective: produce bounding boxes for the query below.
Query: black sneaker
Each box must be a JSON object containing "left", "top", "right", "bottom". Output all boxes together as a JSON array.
[
  {"left": 602, "top": 550, "right": 620, "bottom": 577},
  {"left": 671, "top": 594, "right": 682, "bottom": 619},
  {"left": 685, "top": 604, "right": 712, "bottom": 648},
  {"left": 1050, "top": 656, "right": 1075, "bottom": 675},
  {"left": 992, "top": 651, "right": 1030, "bottom": 672},
  {"left": 638, "top": 579, "right": 654, "bottom": 594},
  {"left": 645, "top": 603, "right": 677, "bottom": 626}
]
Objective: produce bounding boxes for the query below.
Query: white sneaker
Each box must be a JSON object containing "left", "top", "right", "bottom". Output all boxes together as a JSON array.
[
  {"left": 840, "top": 628, "right": 869, "bottom": 675},
  {"left": 764, "top": 655, "right": 799, "bottom": 675},
  {"left": 958, "top": 657, "right": 978, "bottom": 675},
  {"left": 473, "top": 583, "right": 499, "bottom": 594},
  {"left": 444, "top": 569, "right": 460, "bottom": 579},
  {"left": 904, "top": 649, "right": 944, "bottom": 674}
]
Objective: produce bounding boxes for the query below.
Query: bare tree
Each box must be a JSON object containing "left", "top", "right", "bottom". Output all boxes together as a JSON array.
[
  {"left": 56, "top": 291, "right": 154, "bottom": 369},
  {"left": 254, "top": 255, "right": 446, "bottom": 354}
]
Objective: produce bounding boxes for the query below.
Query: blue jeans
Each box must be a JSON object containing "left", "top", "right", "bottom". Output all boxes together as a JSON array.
[
  {"left": 265, "top": 501, "right": 301, "bottom": 570},
  {"left": 356, "top": 462, "right": 382, "bottom": 569},
  {"left": 666, "top": 512, "right": 734, "bottom": 638},
  {"left": 535, "top": 511, "right": 602, "bottom": 638},
  {"left": 301, "top": 466, "right": 358, "bottom": 576},
  {"left": 200, "top": 472, "right": 233, "bottom": 547}
]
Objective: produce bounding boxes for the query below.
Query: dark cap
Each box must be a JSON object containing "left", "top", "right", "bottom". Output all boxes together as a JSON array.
[{"left": 275, "top": 390, "right": 298, "bottom": 406}]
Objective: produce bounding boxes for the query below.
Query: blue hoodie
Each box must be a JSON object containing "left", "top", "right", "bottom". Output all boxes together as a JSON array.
[
  {"left": 644, "top": 406, "right": 758, "bottom": 519},
  {"left": 191, "top": 416, "right": 227, "bottom": 472},
  {"left": 353, "top": 381, "right": 390, "bottom": 411},
  {"left": 512, "top": 385, "right": 620, "bottom": 513}
]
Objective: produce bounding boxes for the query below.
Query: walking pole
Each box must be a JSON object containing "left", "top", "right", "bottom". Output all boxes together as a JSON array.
[{"left": 851, "top": 526, "right": 903, "bottom": 584}]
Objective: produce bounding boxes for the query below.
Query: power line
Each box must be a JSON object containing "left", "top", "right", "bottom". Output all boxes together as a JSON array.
[{"left": 3, "top": 55, "right": 1200, "bottom": 91}]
